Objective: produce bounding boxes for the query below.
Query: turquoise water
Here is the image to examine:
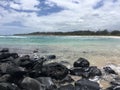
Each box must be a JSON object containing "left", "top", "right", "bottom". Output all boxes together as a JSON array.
[
  {"left": 0, "top": 35, "right": 120, "bottom": 66},
  {"left": 0, "top": 36, "right": 120, "bottom": 46},
  {"left": 0, "top": 35, "right": 120, "bottom": 53}
]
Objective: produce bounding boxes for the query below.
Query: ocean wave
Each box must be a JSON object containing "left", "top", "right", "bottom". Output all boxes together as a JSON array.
[
  {"left": 0, "top": 36, "right": 27, "bottom": 39},
  {"left": 61, "top": 36, "right": 120, "bottom": 40}
]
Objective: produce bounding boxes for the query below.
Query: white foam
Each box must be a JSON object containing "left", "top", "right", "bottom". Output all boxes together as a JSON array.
[{"left": 0, "top": 36, "right": 27, "bottom": 39}]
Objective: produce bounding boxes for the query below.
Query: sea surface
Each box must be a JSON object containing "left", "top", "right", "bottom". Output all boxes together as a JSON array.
[{"left": 0, "top": 35, "right": 120, "bottom": 67}]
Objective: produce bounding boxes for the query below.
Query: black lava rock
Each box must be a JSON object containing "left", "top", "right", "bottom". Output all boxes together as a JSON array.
[
  {"left": 0, "top": 48, "right": 9, "bottom": 53},
  {"left": 75, "top": 79, "right": 101, "bottom": 90},
  {"left": 42, "top": 62, "right": 69, "bottom": 80},
  {"left": 89, "top": 66, "right": 102, "bottom": 77},
  {"left": 103, "top": 67, "right": 117, "bottom": 75},
  {"left": 74, "top": 58, "right": 90, "bottom": 68},
  {"left": 58, "top": 84, "right": 74, "bottom": 90},
  {"left": 47, "top": 55, "right": 56, "bottom": 59}
]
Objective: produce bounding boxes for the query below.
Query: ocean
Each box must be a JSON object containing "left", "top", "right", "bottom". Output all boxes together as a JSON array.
[{"left": 0, "top": 35, "right": 120, "bottom": 67}]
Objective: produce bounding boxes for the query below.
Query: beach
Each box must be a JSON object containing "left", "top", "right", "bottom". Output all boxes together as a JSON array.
[{"left": 0, "top": 36, "right": 120, "bottom": 89}]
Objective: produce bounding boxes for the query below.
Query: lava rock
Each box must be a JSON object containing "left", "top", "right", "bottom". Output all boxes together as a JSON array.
[
  {"left": 106, "top": 86, "right": 120, "bottom": 90},
  {"left": 36, "top": 77, "right": 56, "bottom": 89},
  {"left": 21, "top": 77, "right": 46, "bottom": 90},
  {"left": 75, "top": 79, "right": 101, "bottom": 90},
  {"left": 74, "top": 57, "right": 90, "bottom": 68},
  {"left": 103, "top": 67, "right": 117, "bottom": 75},
  {"left": 18, "top": 55, "right": 33, "bottom": 69},
  {"left": 10, "top": 53, "right": 19, "bottom": 59},
  {"left": 46, "top": 55, "right": 56, "bottom": 59},
  {"left": 0, "top": 52, "right": 12, "bottom": 60},
  {"left": 89, "top": 66, "right": 102, "bottom": 77},
  {"left": 0, "top": 48, "right": 9, "bottom": 53},
  {"left": 0, "top": 74, "right": 10, "bottom": 83},
  {"left": 0, "top": 82, "right": 19, "bottom": 90},
  {"left": 59, "top": 75, "right": 74, "bottom": 84},
  {"left": 70, "top": 67, "right": 89, "bottom": 76},
  {"left": 42, "top": 62, "right": 69, "bottom": 80},
  {"left": 58, "top": 84, "right": 74, "bottom": 90}
]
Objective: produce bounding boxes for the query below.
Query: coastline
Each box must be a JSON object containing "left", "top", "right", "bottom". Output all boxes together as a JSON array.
[
  {"left": 0, "top": 35, "right": 120, "bottom": 68},
  {"left": 0, "top": 45, "right": 119, "bottom": 68}
]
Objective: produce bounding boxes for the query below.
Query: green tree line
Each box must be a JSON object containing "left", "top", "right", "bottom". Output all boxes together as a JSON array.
[{"left": 15, "top": 30, "right": 120, "bottom": 36}]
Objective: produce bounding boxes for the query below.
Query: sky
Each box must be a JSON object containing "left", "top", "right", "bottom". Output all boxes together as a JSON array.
[{"left": 0, "top": 0, "right": 120, "bottom": 35}]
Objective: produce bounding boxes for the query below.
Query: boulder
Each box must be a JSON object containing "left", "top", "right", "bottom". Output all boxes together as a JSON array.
[
  {"left": 18, "top": 55, "right": 33, "bottom": 69},
  {"left": 0, "top": 52, "right": 18, "bottom": 61},
  {"left": 70, "top": 67, "right": 89, "bottom": 76},
  {"left": 59, "top": 75, "right": 74, "bottom": 84},
  {"left": 70, "top": 67, "right": 83, "bottom": 76},
  {"left": 0, "top": 74, "right": 10, "bottom": 83},
  {"left": 59, "top": 61, "right": 72, "bottom": 69},
  {"left": 74, "top": 58, "right": 90, "bottom": 68},
  {"left": 10, "top": 53, "right": 19, "bottom": 59},
  {"left": 36, "top": 77, "right": 56, "bottom": 89},
  {"left": 0, "top": 82, "right": 19, "bottom": 90},
  {"left": 0, "top": 48, "right": 9, "bottom": 53},
  {"left": 58, "top": 84, "right": 74, "bottom": 90},
  {"left": 0, "top": 52, "right": 11, "bottom": 60},
  {"left": 89, "top": 66, "right": 102, "bottom": 77},
  {"left": 21, "top": 77, "right": 46, "bottom": 90},
  {"left": 103, "top": 67, "right": 117, "bottom": 75},
  {"left": 106, "top": 86, "right": 120, "bottom": 90},
  {"left": 42, "top": 62, "right": 69, "bottom": 80},
  {"left": 75, "top": 79, "right": 101, "bottom": 90},
  {"left": 46, "top": 55, "right": 56, "bottom": 59}
]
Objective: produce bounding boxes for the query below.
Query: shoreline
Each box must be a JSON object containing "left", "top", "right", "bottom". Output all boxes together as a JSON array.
[
  {"left": 0, "top": 46, "right": 120, "bottom": 68},
  {"left": 0, "top": 47, "right": 120, "bottom": 89}
]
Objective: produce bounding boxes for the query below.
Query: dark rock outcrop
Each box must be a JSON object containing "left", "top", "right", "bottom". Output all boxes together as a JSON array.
[
  {"left": 75, "top": 79, "right": 101, "bottom": 90},
  {"left": 74, "top": 57, "right": 90, "bottom": 68}
]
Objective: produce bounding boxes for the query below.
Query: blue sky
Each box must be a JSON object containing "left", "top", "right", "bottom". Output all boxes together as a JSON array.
[{"left": 0, "top": 0, "right": 120, "bottom": 35}]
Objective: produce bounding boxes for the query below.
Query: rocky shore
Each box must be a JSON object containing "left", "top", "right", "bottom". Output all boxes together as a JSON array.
[{"left": 0, "top": 48, "right": 120, "bottom": 90}]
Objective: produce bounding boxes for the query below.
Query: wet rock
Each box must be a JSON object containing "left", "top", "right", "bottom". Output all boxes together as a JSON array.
[
  {"left": 0, "top": 48, "right": 9, "bottom": 53},
  {"left": 0, "top": 57, "right": 14, "bottom": 63},
  {"left": 110, "top": 77, "right": 120, "bottom": 85},
  {"left": 58, "top": 84, "right": 74, "bottom": 90},
  {"left": 32, "top": 57, "right": 47, "bottom": 71},
  {"left": 42, "top": 62, "right": 69, "bottom": 80},
  {"left": 75, "top": 79, "right": 101, "bottom": 90},
  {"left": 59, "top": 75, "right": 74, "bottom": 84},
  {"left": 0, "top": 74, "right": 10, "bottom": 83},
  {"left": 0, "top": 62, "right": 15, "bottom": 74},
  {"left": 70, "top": 67, "right": 83, "bottom": 76},
  {"left": 18, "top": 55, "right": 33, "bottom": 69},
  {"left": 59, "top": 61, "right": 71, "bottom": 69},
  {"left": 89, "top": 66, "right": 102, "bottom": 77},
  {"left": 19, "top": 55, "right": 30, "bottom": 61},
  {"left": 0, "top": 52, "right": 18, "bottom": 61},
  {"left": 0, "top": 82, "right": 19, "bottom": 90},
  {"left": 0, "top": 52, "right": 12, "bottom": 60},
  {"left": 107, "top": 78, "right": 120, "bottom": 90},
  {"left": 21, "top": 77, "right": 46, "bottom": 90},
  {"left": 36, "top": 77, "right": 56, "bottom": 89},
  {"left": 74, "top": 57, "right": 90, "bottom": 68},
  {"left": 46, "top": 55, "right": 56, "bottom": 59},
  {"left": 103, "top": 67, "right": 118, "bottom": 75},
  {"left": 106, "top": 85, "right": 120, "bottom": 90},
  {"left": 70, "top": 67, "right": 89, "bottom": 76},
  {"left": 10, "top": 53, "right": 19, "bottom": 59}
]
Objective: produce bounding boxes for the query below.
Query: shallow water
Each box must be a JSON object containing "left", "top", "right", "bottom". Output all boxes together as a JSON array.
[{"left": 0, "top": 35, "right": 120, "bottom": 67}]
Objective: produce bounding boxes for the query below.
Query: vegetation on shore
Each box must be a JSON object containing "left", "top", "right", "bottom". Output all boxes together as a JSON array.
[{"left": 15, "top": 30, "right": 120, "bottom": 36}]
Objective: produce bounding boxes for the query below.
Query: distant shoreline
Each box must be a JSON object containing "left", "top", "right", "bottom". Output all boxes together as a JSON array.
[{"left": 14, "top": 30, "right": 120, "bottom": 36}]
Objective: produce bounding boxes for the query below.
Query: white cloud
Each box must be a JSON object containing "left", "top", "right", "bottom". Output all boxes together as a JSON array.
[{"left": 0, "top": 0, "right": 120, "bottom": 34}]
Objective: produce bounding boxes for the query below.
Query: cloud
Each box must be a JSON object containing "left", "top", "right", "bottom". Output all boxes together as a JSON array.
[{"left": 0, "top": 0, "right": 120, "bottom": 34}]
